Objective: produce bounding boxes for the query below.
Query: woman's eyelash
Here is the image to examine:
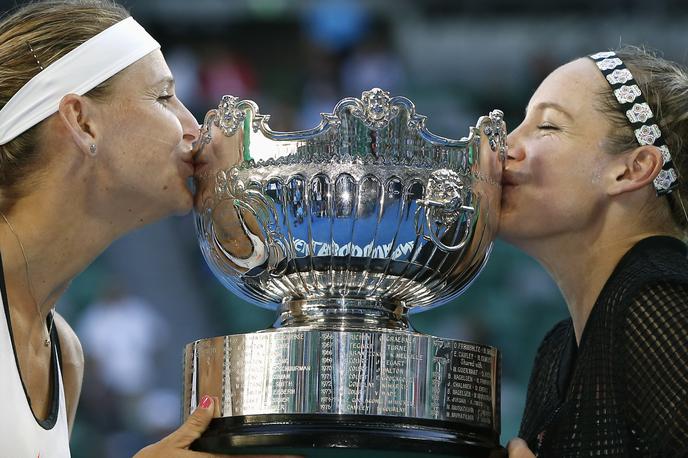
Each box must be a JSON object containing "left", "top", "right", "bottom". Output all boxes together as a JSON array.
[{"left": 537, "top": 123, "right": 559, "bottom": 130}]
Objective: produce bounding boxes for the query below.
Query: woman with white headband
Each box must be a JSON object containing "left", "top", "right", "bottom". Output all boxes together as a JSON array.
[
  {"left": 502, "top": 47, "right": 688, "bottom": 457},
  {"left": 0, "top": 1, "right": 292, "bottom": 457}
]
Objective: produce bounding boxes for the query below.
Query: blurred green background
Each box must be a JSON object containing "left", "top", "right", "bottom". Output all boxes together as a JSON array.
[{"left": 1, "top": 0, "right": 684, "bottom": 456}]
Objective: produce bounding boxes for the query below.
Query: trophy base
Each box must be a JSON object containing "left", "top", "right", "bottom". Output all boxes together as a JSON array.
[
  {"left": 183, "top": 327, "right": 501, "bottom": 456},
  {"left": 192, "top": 414, "right": 502, "bottom": 457}
]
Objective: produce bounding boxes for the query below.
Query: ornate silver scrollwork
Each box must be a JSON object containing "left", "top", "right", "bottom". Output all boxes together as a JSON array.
[
  {"left": 199, "top": 95, "right": 247, "bottom": 147},
  {"left": 217, "top": 95, "right": 247, "bottom": 137},
  {"left": 349, "top": 88, "right": 400, "bottom": 130},
  {"left": 199, "top": 95, "right": 254, "bottom": 149},
  {"left": 483, "top": 110, "right": 507, "bottom": 162},
  {"left": 212, "top": 167, "right": 288, "bottom": 276}
]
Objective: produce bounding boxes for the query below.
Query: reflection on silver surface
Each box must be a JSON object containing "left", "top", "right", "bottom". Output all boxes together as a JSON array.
[
  {"left": 193, "top": 88, "right": 505, "bottom": 314},
  {"left": 185, "top": 88, "right": 506, "bottom": 452},
  {"left": 184, "top": 328, "right": 499, "bottom": 425}
]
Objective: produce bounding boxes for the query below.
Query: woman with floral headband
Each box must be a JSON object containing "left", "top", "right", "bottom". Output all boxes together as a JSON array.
[
  {"left": 0, "top": 1, "right": 294, "bottom": 457},
  {"left": 502, "top": 47, "right": 688, "bottom": 457}
]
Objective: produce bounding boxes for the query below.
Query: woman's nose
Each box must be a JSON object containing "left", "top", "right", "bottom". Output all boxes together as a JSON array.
[
  {"left": 177, "top": 101, "right": 200, "bottom": 144},
  {"left": 506, "top": 131, "right": 525, "bottom": 161}
]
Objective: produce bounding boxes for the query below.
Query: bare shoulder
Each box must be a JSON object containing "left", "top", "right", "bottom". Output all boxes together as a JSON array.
[{"left": 53, "top": 312, "right": 84, "bottom": 433}]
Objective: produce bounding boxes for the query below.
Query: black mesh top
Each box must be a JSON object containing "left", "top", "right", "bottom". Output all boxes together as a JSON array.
[{"left": 519, "top": 236, "right": 688, "bottom": 457}]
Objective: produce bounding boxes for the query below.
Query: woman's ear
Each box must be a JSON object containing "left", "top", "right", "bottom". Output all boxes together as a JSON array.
[
  {"left": 57, "top": 94, "right": 98, "bottom": 156},
  {"left": 607, "top": 145, "right": 664, "bottom": 196}
]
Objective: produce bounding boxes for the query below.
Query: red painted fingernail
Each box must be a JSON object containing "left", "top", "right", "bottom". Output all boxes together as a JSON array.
[{"left": 200, "top": 395, "right": 212, "bottom": 409}]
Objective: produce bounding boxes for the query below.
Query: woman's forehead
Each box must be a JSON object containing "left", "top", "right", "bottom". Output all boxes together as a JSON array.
[
  {"left": 529, "top": 58, "right": 608, "bottom": 117},
  {"left": 113, "top": 50, "right": 172, "bottom": 89}
]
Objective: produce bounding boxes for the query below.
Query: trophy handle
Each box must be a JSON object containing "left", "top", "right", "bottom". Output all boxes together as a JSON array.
[
  {"left": 210, "top": 183, "right": 289, "bottom": 276},
  {"left": 416, "top": 199, "right": 475, "bottom": 252},
  {"left": 416, "top": 169, "right": 475, "bottom": 252},
  {"left": 421, "top": 201, "right": 475, "bottom": 252},
  {"left": 238, "top": 189, "right": 290, "bottom": 276},
  {"left": 213, "top": 196, "right": 271, "bottom": 271}
]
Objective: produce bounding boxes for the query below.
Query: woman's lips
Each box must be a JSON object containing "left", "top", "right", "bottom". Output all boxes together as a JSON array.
[
  {"left": 192, "top": 157, "right": 209, "bottom": 178},
  {"left": 177, "top": 150, "right": 195, "bottom": 177},
  {"left": 501, "top": 171, "right": 524, "bottom": 187}
]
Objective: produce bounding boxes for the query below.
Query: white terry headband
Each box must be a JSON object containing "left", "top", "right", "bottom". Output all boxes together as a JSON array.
[{"left": 0, "top": 16, "right": 160, "bottom": 145}]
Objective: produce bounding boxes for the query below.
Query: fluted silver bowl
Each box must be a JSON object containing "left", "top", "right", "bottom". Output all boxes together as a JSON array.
[
  {"left": 187, "top": 89, "right": 507, "bottom": 455},
  {"left": 193, "top": 88, "right": 506, "bottom": 326}
]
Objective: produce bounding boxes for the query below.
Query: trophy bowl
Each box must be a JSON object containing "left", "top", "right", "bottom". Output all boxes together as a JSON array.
[{"left": 184, "top": 88, "right": 506, "bottom": 456}]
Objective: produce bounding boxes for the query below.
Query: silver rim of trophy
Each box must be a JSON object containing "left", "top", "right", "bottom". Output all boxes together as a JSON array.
[{"left": 185, "top": 88, "right": 506, "bottom": 456}]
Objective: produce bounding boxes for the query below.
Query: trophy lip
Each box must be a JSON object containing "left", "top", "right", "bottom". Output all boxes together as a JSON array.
[{"left": 200, "top": 87, "right": 504, "bottom": 149}]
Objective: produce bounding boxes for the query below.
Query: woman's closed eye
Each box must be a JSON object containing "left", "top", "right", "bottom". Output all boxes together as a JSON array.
[
  {"left": 158, "top": 94, "right": 173, "bottom": 104},
  {"left": 537, "top": 123, "right": 559, "bottom": 131},
  {"left": 157, "top": 87, "right": 174, "bottom": 104}
]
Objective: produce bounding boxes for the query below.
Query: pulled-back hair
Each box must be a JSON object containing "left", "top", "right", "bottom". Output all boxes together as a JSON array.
[
  {"left": 0, "top": 0, "right": 129, "bottom": 204},
  {"left": 594, "top": 45, "right": 688, "bottom": 238}
]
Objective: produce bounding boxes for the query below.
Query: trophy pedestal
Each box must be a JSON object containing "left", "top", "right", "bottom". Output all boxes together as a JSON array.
[{"left": 184, "top": 327, "right": 500, "bottom": 456}]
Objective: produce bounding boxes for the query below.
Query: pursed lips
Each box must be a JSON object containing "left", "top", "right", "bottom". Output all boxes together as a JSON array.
[
  {"left": 501, "top": 171, "right": 523, "bottom": 187},
  {"left": 179, "top": 152, "right": 195, "bottom": 176},
  {"left": 190, "top": 144, "right": 211, "bottom": 177}
]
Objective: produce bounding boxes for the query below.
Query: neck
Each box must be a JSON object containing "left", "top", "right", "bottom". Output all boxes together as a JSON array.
[
  {"left": 0, "top": 188, "right": 123, "bottom": 322},
  {"left": 518, "top": 225, "right": 664, "bottom": 344}
]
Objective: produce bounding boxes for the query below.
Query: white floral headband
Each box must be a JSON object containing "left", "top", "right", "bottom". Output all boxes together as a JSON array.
[{"left": 589, "top": 51, "right": 678, "bottom": 195}]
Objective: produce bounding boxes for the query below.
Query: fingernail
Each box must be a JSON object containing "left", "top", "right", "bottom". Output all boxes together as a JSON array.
[{"left": 200, "top": 395, "right": 212, "bottom": 409}]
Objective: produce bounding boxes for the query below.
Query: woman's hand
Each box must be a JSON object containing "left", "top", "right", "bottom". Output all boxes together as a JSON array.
[
  {"left": 133, "top": 395, "right": 298, "bottom": 458},
  {"left": 506, "top": 438, "right": 535, "bottom": 457}
]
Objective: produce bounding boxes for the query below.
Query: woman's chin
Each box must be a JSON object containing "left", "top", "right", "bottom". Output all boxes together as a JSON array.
[
  {"left": 142, "top": 191, "right": 195, "bottom": 223},
  {"left": 172, "top": 192, "right": 194, "bottom": 217},
  {"left": 496, "top": 215, "right": 526, "bottom": 245}
]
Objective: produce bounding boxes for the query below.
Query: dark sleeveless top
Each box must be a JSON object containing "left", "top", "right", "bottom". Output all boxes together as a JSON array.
[{"left": 519, "top": 236, "right": 688, "bottom": 457}]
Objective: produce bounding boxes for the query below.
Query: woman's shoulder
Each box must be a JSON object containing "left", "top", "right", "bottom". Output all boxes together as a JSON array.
[
  {"left": 618, "top": 236, "right": 688, "bottom": 285},
  {"left": 603, "top": 236, "right": 688, "bottom": 315},
  {"left": 623, "top": 280, "right": 688, "bottom": 337}
]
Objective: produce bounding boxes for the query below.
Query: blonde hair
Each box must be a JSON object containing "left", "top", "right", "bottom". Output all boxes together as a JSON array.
[
  {"left": 594, "top": 45, "right": 688, "bottom": 239},
  {"left": 0, "top": 0, "right": 129, "bottom": 205}
]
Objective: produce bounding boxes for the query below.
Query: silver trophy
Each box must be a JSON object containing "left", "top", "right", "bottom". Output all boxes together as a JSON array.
[{"left": 184, "top": 88, "right": 506, "bottom": 456}]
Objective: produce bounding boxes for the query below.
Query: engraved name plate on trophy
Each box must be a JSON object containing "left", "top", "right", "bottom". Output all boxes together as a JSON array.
[{"left": 184, "top": 88, "right": 506, "bottom": 456}]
